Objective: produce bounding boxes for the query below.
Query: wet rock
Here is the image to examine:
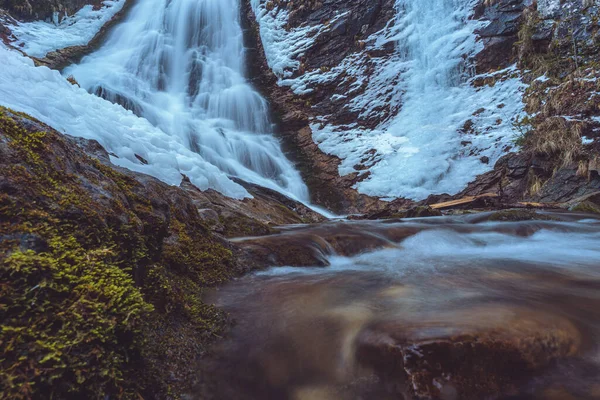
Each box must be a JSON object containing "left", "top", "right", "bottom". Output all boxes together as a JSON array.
[
  {"left": 487, "top": 209, "right": 560, "bottom": 221},
  {"left": 352, "top": 205, "right": 442, "bottom": 220},
  {"left": 236, "top": 234, "right": 333, "bottom": 267},
  {"left": 356, "top": 305, "right": 581, "bottom": 400},
  {"left": 180, "top": 178, "right": 327, "bottom": 238},
  {"left": 568, "top": 191, "right": 600, "bottom": 214},
  {"left": 236, "top": 225, "right": 398, "bottom": 268}
]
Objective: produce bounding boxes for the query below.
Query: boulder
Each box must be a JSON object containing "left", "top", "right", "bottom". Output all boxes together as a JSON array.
[{"left": 356, "top": 305, "right": 581, "bottom": 400}]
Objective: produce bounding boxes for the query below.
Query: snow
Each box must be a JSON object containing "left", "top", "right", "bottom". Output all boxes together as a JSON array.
[
  {"left": 535, "top": 75, "right": 551, "bottom": 83},
  {"left": 582, "top": 136, "right": 595, "bottom": 145},
  {"left": 537, "top": 0, "right": 561, "bottom": 18},
  {"left": 249, "top": 0, "right": 347, "bottom": 79},
  {"left": 252, "top": 0, "right": 526, "bottom": 201},
  {"left": 0, "top": 44, "right": 251, "bottom": 199},
  {"left": 8, "top": 0, "right": 125, "bottom": 58}
]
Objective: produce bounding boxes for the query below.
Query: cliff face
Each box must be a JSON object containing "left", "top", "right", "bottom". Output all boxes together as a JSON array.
[
  {"left": 242, "top": 0, "right": 397, "bottom": 214},
  {"left": 0, "top": 0, "right": 102, "bottom": 22},
  {"left": 457, "top": 0, "right": 600, "bottom": 205},
  {"left": 244, "top": 0, "right": 524, "bottom": 212},
  {"left": 245, "top": 0, "right": 600, "bottom": 212}
]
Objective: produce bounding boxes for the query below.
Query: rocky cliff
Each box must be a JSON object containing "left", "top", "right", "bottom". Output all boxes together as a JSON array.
[
  {"left": 456, "top": 0, "right": 600, "bottom": 205},
  {"left": 0, "top": 0, "right": 102, "bottom": 22},
  {"left": 245, "top": 0, "right": 600, "bottom": 213}
]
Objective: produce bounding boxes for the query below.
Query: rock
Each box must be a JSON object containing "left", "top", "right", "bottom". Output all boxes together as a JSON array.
[
  {"left": 486, "top": 209, "right": 560, "bottom": 221},
  {"left": 475, "top": 0, "right": 529, "bottom": 73},
  {"left": 356, "top": 305, "right": 581, "bottom": 400},
  {"left": 0, "top": 106, "right": 325, "bottom": 398},
  {"left": 352, "top": 205, "right": 442, "bottom": 220},
  {"left": 567, "top": 191, "right": 600, "bottom": 214},
  {"left": 242, "top": 0, "right": 395, "bottom": 214},
  {"left": 198, "top": 208, "right": 220, "bottom": 225},
  {"left": 180, "top": 178, "right": 327, "bottom": 238},
  {"left": 236, "top": 233, "right": 334, "bottom": 267},
  {"left": 236, "top": 225, "right": 394, "bottom": 268}
]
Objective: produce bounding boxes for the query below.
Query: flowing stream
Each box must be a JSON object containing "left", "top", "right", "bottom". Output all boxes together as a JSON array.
[
  {"left": 65, "top": 0, "right": 308, "bottom": 201},
  {"left": 56, "top": 2, "right": 600, "bottom": 399},
  {"left": 199, "top": 213, "right": 600, "bottom": 400}
]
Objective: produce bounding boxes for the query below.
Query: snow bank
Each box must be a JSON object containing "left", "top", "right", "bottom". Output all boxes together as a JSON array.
[
  {"left": 8, "top": 0, "right": 125, "bottom": 58},
  {"left": 249, "top": 0, "right": 347, "bottom": 79},
  {"left": 0, "top": 45, "right": 250, "bottom": 198},
  {"left": 252, "top": 0, "right": 526, "bottom": 201}
]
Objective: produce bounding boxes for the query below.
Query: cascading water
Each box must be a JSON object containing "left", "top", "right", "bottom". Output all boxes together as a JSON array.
[{"left": 65, "top": 0, "right": 309, "bottom": 201}]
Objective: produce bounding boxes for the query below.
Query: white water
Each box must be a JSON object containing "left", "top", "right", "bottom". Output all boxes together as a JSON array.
[
  {"left": 66, "top": 0, "right": 308, "bottom": 201},
  {"left": 262, "top": 219, "right": 600, "bottom": 277}
]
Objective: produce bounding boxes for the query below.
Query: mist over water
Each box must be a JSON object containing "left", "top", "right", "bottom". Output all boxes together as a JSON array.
[{"left": 66, "top": 0, "right": 308, "bottom": 201}]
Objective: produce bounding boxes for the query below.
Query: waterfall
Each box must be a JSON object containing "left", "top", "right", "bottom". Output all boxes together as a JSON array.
[{"left": 66, "top": 0, "right": 309, "bottom": 201}]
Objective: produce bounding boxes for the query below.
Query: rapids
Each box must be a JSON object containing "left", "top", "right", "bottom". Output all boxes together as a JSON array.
[{"left": 198, "top": 213, "right": 600, "bottom": 400}]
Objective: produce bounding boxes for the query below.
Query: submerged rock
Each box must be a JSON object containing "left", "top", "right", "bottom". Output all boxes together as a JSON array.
[
  {"left": 568, "top": 192, "right": 600, "bottom": 215},
  {"left": 350, "top": 205, "right": 443, "bottom": 220},
  {"left": 356, "top": 306, "right": 581, "bottom": 400}
]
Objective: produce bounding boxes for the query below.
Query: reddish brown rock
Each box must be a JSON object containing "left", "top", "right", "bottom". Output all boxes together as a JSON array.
[
  {"left": 356, "top": 306, "right": 581, "bottom": 400},
  {"left": 241, "top": 0, "right": 394, "bottom": 214}
]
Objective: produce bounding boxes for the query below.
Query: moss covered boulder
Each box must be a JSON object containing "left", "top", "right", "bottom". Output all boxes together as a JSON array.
[{"left": 0, "top": 108, "right": 248, "bottom": 398}]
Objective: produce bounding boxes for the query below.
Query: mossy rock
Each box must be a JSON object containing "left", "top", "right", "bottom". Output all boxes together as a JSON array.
[
  {"left": 0, "top": 107, "right": 240, "bottom": 399},
  {"left": 487, "top": 209, "right": 559, "bottom": 222},
  {"left": 570, "top": 201, "right": 600, "bottom": 215}
]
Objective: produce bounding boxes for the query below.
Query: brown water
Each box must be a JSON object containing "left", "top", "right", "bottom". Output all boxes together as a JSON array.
[{"left": 197, "top": 212, "right": 600, "bottom": 400}]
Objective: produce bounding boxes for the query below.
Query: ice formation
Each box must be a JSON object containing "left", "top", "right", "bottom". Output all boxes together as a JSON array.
[
  {"left": 252, "top": 0, "right": 526, "bottom": 200},
  {"left": 8, "top": 0, "right": 126, "bottom": 58}
]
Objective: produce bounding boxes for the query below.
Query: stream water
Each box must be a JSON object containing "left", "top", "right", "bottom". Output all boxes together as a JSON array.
[
  {"left": 199, "top": 213, "right": 600, "bottom": 400},
  {"left": 55, "top": 1, "right": 600, "bottom": 398}
]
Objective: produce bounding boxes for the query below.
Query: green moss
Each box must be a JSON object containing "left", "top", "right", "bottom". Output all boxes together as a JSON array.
[
  {"left": 487, "top": 210, "right": 559, "bottom": 222},
  {"left": 1, "top": 237, "right": 153, "bottom": 399},
  {"left": 0, "top": 108, "right": 237, "bottom": 399},
  {"left": 162, "top": 219, "right": 233, "bottom": 286},
  {"left": 571, "top": 201, "right": 600, "bottom": 214}
]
